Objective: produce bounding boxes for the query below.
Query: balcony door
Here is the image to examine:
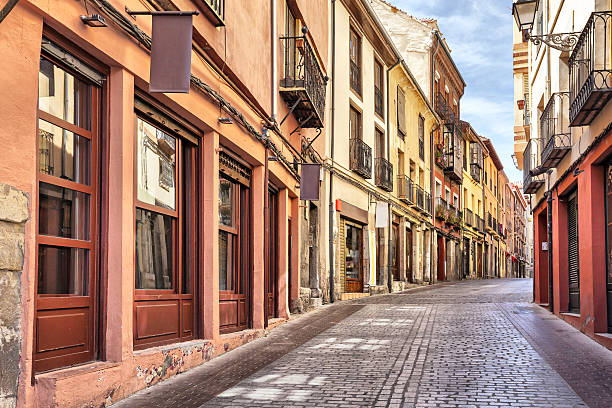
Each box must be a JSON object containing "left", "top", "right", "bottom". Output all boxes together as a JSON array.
[{"left": 35, "top": 46, "right": 103, "bottom": 372}]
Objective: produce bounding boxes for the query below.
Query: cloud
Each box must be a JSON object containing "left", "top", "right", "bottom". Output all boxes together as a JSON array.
[{"left": 387, "top": 0, "right": 521, "bottom": 180}]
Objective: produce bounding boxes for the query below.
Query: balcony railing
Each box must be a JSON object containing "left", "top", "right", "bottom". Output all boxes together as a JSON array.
[
  {"left": 569, "top": 11, "right": 612, "bottom": 126},
  {"left": 375, "top": 157, "right": 393, "bottom": 192},
  {"left": 424, "top": 192, "right": 432, "bottom": 215},
  {"left": 201, "top": 0, "right": 225, "bottom": 26},
  {"left": 469, "top": 142, "right": 482, "bottom": 182},
  {"left": 374, "top": 86, "right": 383, "bottom": 117},
  {"left": 398, "top": 175, "right": 415, "bottom": 204},
  {"left": 476, "top": 215, "right": 485, "bottom": 232},
  {"left": 487, "top": 212, "right": 493, "bottom": 230},
  {"left": 415, "top": 184, "right": 425, "bottom": 211},
  {"left": 435, "top": 91, "right": 456, "bottom": 122},
  {"left": 541, "top": 92, "right": 571, "bottom": 169},
  {"left": 280, "top": 35, "right": 327, "bottom": 128},
  {"left": 464, "top": 208, "right": 473, "bottom": 227},
  {"left": 440, "top": 122, "right": 463, "bottom": 182},
  {"left": 350, "top": 60, "right": 361, "bottom": 96},
  {"left": 349, "top": 138, "right": 372, "bottom": 179},
  {"left": 523, "top": 139, "right": 545, "bottom": 194}
]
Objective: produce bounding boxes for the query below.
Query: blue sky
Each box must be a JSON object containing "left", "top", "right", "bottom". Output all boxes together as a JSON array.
[{"left": 386, "top": 0, "right": 520, "bottom": 182}]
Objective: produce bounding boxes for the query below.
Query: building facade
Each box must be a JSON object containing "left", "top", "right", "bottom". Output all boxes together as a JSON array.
[{"left": 513, "top": 0, "right": 612, "bottom": 349}]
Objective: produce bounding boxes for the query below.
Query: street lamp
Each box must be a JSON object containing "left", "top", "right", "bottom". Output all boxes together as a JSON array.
[
  {"left": 512, "top": 0, "right": 579, "bottom": 52},
  {"left": 512, "top": 0, "right": 538, "bottom": 32}
]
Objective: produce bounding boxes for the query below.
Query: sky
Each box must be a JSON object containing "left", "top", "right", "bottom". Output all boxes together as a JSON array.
[{"left": 386, "top": 0, "right": 520, "bottom": 182}]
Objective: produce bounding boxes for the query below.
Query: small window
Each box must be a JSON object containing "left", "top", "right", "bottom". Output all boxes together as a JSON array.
[
  {"left": 349, "top": 28, "right": 362, "bottom": 96},
  {"left": 397, "top": 87, "right": 406, "bottom": 137},
  {"left": 374, "top": 60, "right": 383, "bottom": 117},
  {"left": 349, "top": 106, "right": 362, "bottom": 141},
  {"left": 418, "top": 115, "right": 425, "bottom": 160}
]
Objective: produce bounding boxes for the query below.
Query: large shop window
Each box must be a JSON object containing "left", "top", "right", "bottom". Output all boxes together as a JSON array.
[
  {"left": 35, "top": 43, "right": 103, "bottom": 372},
  {"left": 219, "top": 152, "right": 252, "bottom": 334},
  {"left": 133, "top": 111, "right": 198, "bottom": 350},
  {"left": 343, "top": 220, "right": 364, "bottom": 293}
]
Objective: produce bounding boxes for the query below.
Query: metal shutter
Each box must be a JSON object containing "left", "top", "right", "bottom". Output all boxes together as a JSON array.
[
  {"left": 567, "top": 191, "right": 580, "bottom": 313},
  {"left": 339, "top": 217, "right": 346, "bottom": 293}
]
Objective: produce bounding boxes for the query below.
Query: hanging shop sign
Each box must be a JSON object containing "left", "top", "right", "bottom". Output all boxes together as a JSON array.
[
  {"left": 300, "top": 163, "right": 321, "bottom": 201},
  {"left": 375, "top": 202, "right": 388, "bottom": 228}
]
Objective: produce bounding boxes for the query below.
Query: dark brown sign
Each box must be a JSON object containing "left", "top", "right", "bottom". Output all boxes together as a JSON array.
[{"left": 150, "top": 15, "right": 193, "bottom": 93}]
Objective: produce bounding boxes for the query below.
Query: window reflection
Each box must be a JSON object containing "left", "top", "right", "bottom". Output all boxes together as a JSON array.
[
  {"left": 219, "top": 177, "right": 234, "bottom": 227},
  {"left": 38, "top": 245, "right": 89, "bottom": 295},
  {"left": 219, "top": 230, "right": 234, "bottom": 291},
  {"left": 135, "top": 208, "right": 174, "bottom": 289},
  {"left": 38, "top": 57, "right": 91, "bottom": 130},
  {"left": 38, "top": 120, "right": 91, "bottom": 185},
  {"left": 137, "top": 118, "right": 176, "bottom": 211},
  {"left": 39, "top": 182, "right": 90, "bottom": 241}
]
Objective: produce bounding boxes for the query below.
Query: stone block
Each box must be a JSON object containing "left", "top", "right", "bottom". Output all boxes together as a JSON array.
[
  {"left": 0, "top": 222, "right": 24, "bottom": 271},
  {"left": 0, "top": 183, "right": 28, "bottom": 224}
]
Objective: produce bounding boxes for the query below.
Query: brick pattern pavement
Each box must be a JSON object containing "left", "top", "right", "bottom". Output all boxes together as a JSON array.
[{"left": 114, "top": 280, "right": 607, "bottom": 408}]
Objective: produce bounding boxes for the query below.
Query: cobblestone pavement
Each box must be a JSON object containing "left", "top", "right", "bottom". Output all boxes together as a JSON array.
[{"left": 115, "top": 279, "right": 612, "bottom": 408}]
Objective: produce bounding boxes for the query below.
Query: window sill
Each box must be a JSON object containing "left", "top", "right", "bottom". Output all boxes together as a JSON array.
[
  {"left": 36, "top": 361, "right": 121, "bottom": 381},
  {"left": 560, "top": 312, "right": 580, "bottom": 318}
]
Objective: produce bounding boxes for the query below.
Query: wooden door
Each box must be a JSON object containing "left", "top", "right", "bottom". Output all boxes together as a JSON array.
[
  {"left": 265, "top": 189, "right": 279, "bottom": 320},
  {"left": 344, "top": 221, "right": 364, "bottom": 292},
  {"left": 376, "top": 228, "right": 385, "bottom": 286},
  {"left": 35, "top": 51, "right": 101, "bottom": 372},
  {"left": 406, "top": 227, "right": 413, "bottom": 282},
  {"left": 391, "top": 222, "right": 400, "bottom": 281},
  {"left": 437, "top": 236, "right": 445, "bottom": 281},
  {"left": 133, "top": 114, "right": 197, "bottom": 350},
  {"left": 219, "top": 153, "right": 251, "bottom": 334}
]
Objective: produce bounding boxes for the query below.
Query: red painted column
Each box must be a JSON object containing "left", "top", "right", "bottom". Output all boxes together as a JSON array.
[
  {"left": 534, "top": 208, "right": 542, "bottom": 304},
  {"left": 578, "top": 164, "right": 607, "bottom": 333},
  {"left": 201, "top": 131, "right": 219, "bottom": 341},
  {"left": 252, "top": 165, "right": 265, "bottom": 329},
  {"left": 105, "top": 68, "right": 135, "bottom": 361}
]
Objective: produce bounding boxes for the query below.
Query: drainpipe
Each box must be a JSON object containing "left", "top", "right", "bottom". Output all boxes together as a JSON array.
[
  {"left": 271, "top": 0, "right": 277, "bottom": 122},
  {"left": 328, "top": 0, "right": 336, "bottom": 303},
  {"left": 429, "top": 34, "right": 440, "bottom": 285},
  {"left": 386, "top": 59, "right": 401, "bottom": 294}
]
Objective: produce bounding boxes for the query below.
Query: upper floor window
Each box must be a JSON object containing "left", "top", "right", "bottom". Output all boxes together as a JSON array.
[
  {"left": 418, "top": 115, "right": 425, "bottom": 160},
  {"left": 349, "top": 28, "right": 361, "bottom": 96},
  {"left": 374, "top": 60, "right": 383, "bottom": 117},
  {"left": 397, "top": 87, "right": 406, "bottom": 138},
  {"left": 349, "top": 106, "right": 362, "bottom": 141}
]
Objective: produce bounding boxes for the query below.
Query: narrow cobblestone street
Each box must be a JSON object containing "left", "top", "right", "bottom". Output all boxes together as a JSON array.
[{"left": 114, "top": 279, "right": 612, "bottom": 408}]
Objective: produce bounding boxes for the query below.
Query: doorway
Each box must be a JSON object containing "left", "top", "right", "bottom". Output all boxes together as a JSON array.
[
  {"left": 265, "top": 188, "right": 279, "bottom": 322},
  {"left": 391, "top": 220, "right": 400, "bottom": 281},
  {"left": 406, "top": 226, "right": 413, "bottom": 282},
  {"left": 605, "top": 163, "right": 612, "bottom": 331},
  {"left": 567, "top": 190, "right": 580, "bottom": 314},
  {"left": 344, "top": 220, "right": 364, "bottom": 293}
]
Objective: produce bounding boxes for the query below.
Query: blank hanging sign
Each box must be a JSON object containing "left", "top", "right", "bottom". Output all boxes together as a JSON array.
[
  {"left": 150, "top": 14, "right": 193, "bottom": 93},
  {"left": 300, "top": 163, "right": 321, "bottom": 201}
]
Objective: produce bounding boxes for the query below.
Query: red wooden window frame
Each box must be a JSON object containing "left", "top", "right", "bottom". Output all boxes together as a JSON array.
[{"left": 132, "top": 113, "right": 197, "bottom": 350}]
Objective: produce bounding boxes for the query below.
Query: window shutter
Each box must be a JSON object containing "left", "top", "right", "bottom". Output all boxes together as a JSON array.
[
  {"left": 397, "top": 87, "right": 406, "bottom": 136},
  {"left": 567, "top": 191, "right": 580, "bottom": 313}
]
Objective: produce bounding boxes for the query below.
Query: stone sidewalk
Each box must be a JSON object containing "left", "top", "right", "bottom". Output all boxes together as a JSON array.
[{"left": 113, "top": 280, "right": 612, "bottom": 408}]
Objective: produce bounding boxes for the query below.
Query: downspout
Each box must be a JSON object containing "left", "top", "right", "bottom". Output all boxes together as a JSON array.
[
  {"left": 328, "top": 0, "right": 336, "bottom": 302},
  {"left": 271, "top": 0, "right": 278, "bottom": 122},
  {"left": 386, "top": 59, "right": 401, "bottom": 294},
  {"left": 429, "top": 34, "right": 441, "bottom": 284}
]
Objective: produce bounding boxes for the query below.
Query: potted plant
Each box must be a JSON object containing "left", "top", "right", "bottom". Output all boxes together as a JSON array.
[{"left": 435, "top": 204, "right": 447, "bottom": 221}]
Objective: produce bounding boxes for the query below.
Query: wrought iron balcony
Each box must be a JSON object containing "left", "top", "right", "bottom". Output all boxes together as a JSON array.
[
  {"left": 469, "top": 142, "right": 483, "bottom": 182},
  {"left": 464, "top": 208, "right": 473, "bottom": 227},
  {"left": 569, "top": 11, "right": 612, "bottom": 126},
  {"left": 349, "top": 138, "right": 372, "bottom": 179},
  {"left": 541, "top": 92, "right": 571, "bottom": 169},
  {"left": 375, "top": 157, "right": 393, "bottom": 192},
  {"left": 415, "top": 184, "right": 425, "bottom": 211},
  {"left": 476, "top": 215, "right": 485, "bottom": 232},
  {"left": 280, "top": 35, "right": 327, "bottom": 128},
  {"left": 435, "top": 91, "right": 456, "bottom": 123},
  {"left": 374, "top": 86, "right": 383, "bottom": 117},
  {"left": 440, "top": 122, "right": 463, "bottom": 182},
  {"left": 398, "top": 175, "right": 415, "bottom": 204},
  {"left": 523, "top": 139, "right": 545, "bottom": 194},
  {"left": 424, "top": 191, "right": 432, "bottom": 215},
  {"left": 200, "top": 0, "right": 225, "bottom": 26}
]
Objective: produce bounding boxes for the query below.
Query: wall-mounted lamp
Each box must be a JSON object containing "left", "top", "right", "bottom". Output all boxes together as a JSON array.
[
  {"left": 573, "top": 168, "right": 584, "bottom": 177},
  {"left": 511, "top": 0, "right": 579, "bottom": 52},
  {"left": 80, "top": 14, "right": 107, "bottom": 27},
  {"left": 268, "top": 156, "right": 278, "bottom": 161},
  {"left": 218, "top": 117, "right": 233, "bottom": 124}
]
